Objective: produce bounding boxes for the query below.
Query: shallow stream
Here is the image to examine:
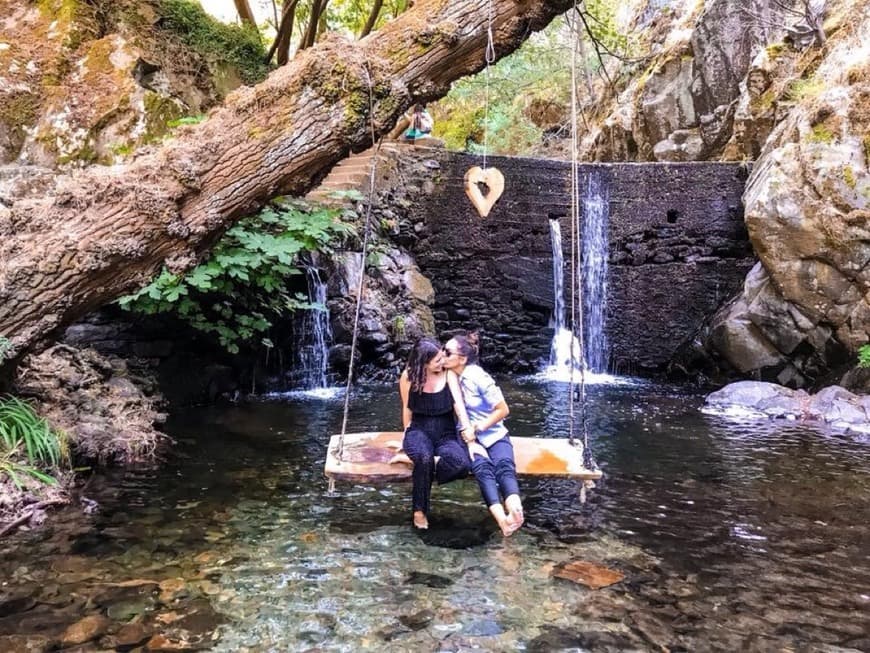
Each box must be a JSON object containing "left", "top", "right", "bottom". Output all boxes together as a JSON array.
[{"left": 1, "top": 379, "right": 868, "bottom": 651}]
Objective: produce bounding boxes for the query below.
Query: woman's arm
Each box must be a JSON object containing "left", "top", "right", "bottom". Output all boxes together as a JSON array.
[
  {"left": 473, "top": 400, "right": 509, "bottom": 434},
  {"left": 399, "top": 371, "right": 412, "bottom": 429},
  {"left": 446, "top": 371, "right": 475, "bottom": 442}
]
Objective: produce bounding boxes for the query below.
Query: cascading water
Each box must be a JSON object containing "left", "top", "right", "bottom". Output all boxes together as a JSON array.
[
  {"left": 547, "top": 219, "right": 582, "bottom": 372},
  {"left": 291, "top": 264, "right": 333, "bottom": 391},
  {"left": 581, "top": 170, "right": 609, "bottom": 372},
  {"left": 542, "top": 170, "right": 615, "bottom": 382}
]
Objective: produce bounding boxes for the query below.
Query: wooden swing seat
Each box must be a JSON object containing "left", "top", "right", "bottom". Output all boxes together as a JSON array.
[{"left": 324, "top": 431, "right": 603, "bottom": 484}]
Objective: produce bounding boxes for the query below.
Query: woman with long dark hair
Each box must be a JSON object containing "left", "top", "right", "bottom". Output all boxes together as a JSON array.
[
  {"left": 393, "top": 337, "right": 471, "bottom": 529},
  {"left": 442, "top": 332, "right": 523, "bottom": 537}
]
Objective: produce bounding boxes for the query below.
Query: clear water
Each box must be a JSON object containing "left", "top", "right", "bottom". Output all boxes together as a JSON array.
[{"left": 2, "top": 380, "right": 869, "bottom": 652}]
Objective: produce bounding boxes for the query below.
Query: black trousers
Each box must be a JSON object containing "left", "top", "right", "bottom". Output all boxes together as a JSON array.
[{"left": 403, "top": 422, "right": 471, "bottom": 516}]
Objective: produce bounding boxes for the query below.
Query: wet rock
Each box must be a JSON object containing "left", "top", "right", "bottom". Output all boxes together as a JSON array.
[
  {"left": 626, "top": 611, "right": 678, "bottom": 650},
  {"left": 92, "top": 581, "right": 160, "bottom": 609},
  {"left": 705, "top": 380, "right": 870, "bottom": 431},
  {"left": 398, "top": 608, "right": 434, "bottom": 631},
  {"left": 59, "top": 614, "right": 110, "bottom": 647},
  {"left": 0, "top": 594, "right": 36, "bottom": 617},
  {"left": 168, "top": 598, "right": 226, "bottom": 635},
  {"left": 0, "top": 634, "right": 52, "bottom": 652},
  {"left": 0, "top": 606, "right": 83, "bottom": 638},
  {"left": 145, "top": 632, "right": 207, "bottom": 651},
  {"left": 404, "top": 572, "right": 453, "bottom": 589},
  {"left": 527, "top": 626, "right": 641, "bottom": 653},
  {"left": 846, "top": 637, "right": 870, "bottom": 651},
  {"left": 112, "top": 622, "right": 151, "bottom": 649},
  {"left": 158, "top": 578, "right": 189, "bottom": 603},
  {"left": 463, "top": 619, "right": 503, "bottom": 637},
  {"left": 552, "top": 559, "right": 625, "bottom": 589}
]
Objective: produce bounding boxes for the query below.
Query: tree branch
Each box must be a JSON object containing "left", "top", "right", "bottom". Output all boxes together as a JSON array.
[
  {"left": 0, "top": 0, "right": 575, "bottom": 358},
  {"left": 360, "top": 0, "right": 385, "bottom": 38}
]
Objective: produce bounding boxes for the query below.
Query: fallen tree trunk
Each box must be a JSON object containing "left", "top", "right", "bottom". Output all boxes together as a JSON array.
[{"left": 0, "top": 0, "right": 572, "bottom": 363}]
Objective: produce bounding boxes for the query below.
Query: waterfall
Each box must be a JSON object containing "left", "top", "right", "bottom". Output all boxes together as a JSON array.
[
  {"left": 581, "top": 170, "right": 610, "bottom": 372},
  {"left": 547, "top": 219, "right": 582, "bottom": 371},
  {"left": 542, "top": 170, "right": 614, "bottom": 381},
  {"left": 292, "top": 264, "right": 332, "bottom": 390}
]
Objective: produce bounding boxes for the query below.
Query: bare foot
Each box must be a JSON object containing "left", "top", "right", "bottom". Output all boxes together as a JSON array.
[
  {"left": 413, "top": 511, "right": 429, "bottom": 529},
  {"left": 385, "top": 440, "right": 403, "bottom": 450},
  {"left": 505, "top": 494, "right": 524, "bottom": 530},
  {"left": 389, "top": 452, "right": 412, "bottom": 465},
  {"left": 489, "top": 504, "right": 518, "bottom": 537}
]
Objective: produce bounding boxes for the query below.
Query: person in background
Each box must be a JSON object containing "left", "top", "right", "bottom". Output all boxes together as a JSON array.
[
  {"left": 392, "top": 338, "right": 471, "bottom": 529},
  {"left": 442, "top": 332, "right": 524, "bottom": 537},
  {"left": 402, "top": 103, "right": 434, "bottom": 141}
]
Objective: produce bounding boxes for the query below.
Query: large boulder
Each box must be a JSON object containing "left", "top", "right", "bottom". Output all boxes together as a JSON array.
[
  {"left": 579, "top": 0, "right": 798, "bottom": 161},
  {"left": 708, "top": 4, "right": 870, "bottom": 385},
  {"left": 705, "top": 380, "right": 870, "bottom": 431}
]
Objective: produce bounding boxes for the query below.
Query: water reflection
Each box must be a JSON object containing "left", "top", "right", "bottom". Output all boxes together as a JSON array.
[{"left": 0, "top": 380, "right": 868, "bottom": 651}]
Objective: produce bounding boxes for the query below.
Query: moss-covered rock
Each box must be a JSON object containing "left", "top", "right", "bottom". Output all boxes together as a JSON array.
[{"left": 0, "top": 0, "right": 267, "bottom": 166}]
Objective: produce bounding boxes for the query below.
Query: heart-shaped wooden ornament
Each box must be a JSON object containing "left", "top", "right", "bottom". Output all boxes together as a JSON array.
[{"left": 464, "top": 166, "right": 505, "bottom": 218}]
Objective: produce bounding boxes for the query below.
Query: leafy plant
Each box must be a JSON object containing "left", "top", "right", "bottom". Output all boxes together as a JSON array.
[
  {"left": 858, "top": 344, "right": 870, "bottom": 368},
  {"left": 0, "top": 450, "right": 57, "bottom": 489},
  {"left": 119, "top": 199, "right": 355, "bottom": 354},
  {"left": 0, "top": 396, "right": 67, "bottom": 469}
]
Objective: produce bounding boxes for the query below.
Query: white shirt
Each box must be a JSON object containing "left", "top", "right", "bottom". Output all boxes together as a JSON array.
[{"left": 459, "top": 364, "right": 508, "bottom": 448}]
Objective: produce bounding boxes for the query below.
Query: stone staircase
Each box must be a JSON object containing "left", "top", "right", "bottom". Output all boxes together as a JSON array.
[{"left": 305, "top": 139, "right": 444, "bottom": 204}]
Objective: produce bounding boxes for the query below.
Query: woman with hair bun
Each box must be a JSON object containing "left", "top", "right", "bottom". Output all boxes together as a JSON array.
[
  {"left": 442, "top": 332, "right": 524, "bottom": 537},
  {"left": 393, "top": 337, "right": 472, "bottom": 529}
]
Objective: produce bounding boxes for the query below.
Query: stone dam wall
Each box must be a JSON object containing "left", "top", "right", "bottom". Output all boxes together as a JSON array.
[{"left": 404, "top": 151, "right": 753, "bottom": 375}]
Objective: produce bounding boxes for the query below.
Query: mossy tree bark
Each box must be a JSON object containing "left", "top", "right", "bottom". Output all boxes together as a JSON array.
[{"left": 0, "top": 0, "right": 572, "bottom": 362}]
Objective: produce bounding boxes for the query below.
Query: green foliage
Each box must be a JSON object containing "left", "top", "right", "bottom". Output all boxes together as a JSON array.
[
  {"left": 858, "top": 344, "right": 870, "bottom": 368},
  {"left": 0, "top": 451, "right": 58, "bottom": 489},
  {"left": 158, "top": 0, "right": 269, "bottom": 84},
  {"left": 808, "top": 123, "right": 835, "bottom": 144},
  {"left": 119, "top": 199, "right": 355, "bottom": 354},
  {"left": 167, "top": 115, "right": 206, "bottom": 128},
  {"left": 327, "top": 0, "right": 411, "bottom": 37},
  {"left": 785, "top": 76, "right": 825, "bottom": 102},
  {"left": 436, "top": 23, "right": 570, "bottom": 154},
  {"left": 583, "top": 0, "right": 631, "bottom": 56},
  {"left": 0, "top": 396, "right": 67, "bottom": 486}
]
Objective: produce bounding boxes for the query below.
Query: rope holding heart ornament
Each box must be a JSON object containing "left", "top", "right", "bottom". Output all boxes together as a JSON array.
[{"left": 464, "top": 0, "right": 505, "bottom": 218}]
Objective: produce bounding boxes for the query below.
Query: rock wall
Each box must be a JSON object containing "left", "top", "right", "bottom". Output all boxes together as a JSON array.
[
  {"left": 0, "top": 0, "right": 255, "bottom": 167},
  {"left": 392, "top": 150, "right": 752, "bottom": 374},
  {"left": 704, "top": 3, "right": 870, "bottom": 389}
]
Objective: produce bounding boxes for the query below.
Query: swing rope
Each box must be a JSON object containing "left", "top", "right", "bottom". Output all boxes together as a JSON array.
[
  {"left": 567, "top": 2, "right": 597, "bottom": 474},
  {"left": 334, "top": 62, "right": 381, "bottom": 480},
  {"left": 482, "top": 0, "right": 495, "bottom": 171}
]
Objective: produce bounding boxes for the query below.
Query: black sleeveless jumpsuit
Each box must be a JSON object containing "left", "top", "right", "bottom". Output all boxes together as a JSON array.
[{"left": 402, "top": 384, "right": 471, "bottom": 516}]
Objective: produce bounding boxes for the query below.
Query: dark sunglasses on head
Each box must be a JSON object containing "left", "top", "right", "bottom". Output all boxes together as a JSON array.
[{"left": 442, "top": 348, "right": 459, "bottom": 357}]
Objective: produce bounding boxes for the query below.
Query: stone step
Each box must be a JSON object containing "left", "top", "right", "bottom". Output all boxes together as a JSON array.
[
  {"left": 334, "top": 162, "right": 373, "bottom": 172},
  {"left": 326, "top": 172, "right": 370, "bottom": 184}
]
